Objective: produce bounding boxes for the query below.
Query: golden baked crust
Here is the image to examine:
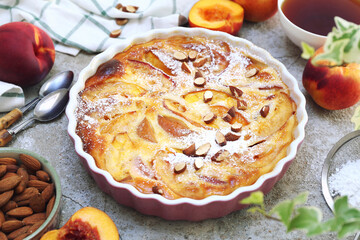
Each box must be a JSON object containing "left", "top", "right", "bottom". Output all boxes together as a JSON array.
[{"left": 76, "top": 36, "right": 297, "bottom": 200}]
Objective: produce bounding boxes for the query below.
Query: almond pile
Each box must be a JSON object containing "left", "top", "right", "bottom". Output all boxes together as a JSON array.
[{"left": 0, "top": 154, "right": 56, "bottom": 240}]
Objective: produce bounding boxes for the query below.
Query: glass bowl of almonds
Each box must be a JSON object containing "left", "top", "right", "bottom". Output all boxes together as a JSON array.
[{"left": 0, "top": 147, "right": 61, "bottom": 240}]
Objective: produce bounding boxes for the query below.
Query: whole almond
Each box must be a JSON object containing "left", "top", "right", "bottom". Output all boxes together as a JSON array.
[
  {"left": 27, "top": 180, "right": 49, "bottom": 192},
  {"left": 22, "top": 213, "right": 46, "bottom": 225},
  {"left": 0, "top": 191, "right": 13, "bottom": 208},
  {"left": 19, "top": 154, "right": 41, "bottom": 171},
  {"left": 17, "top": 168, "right": 29, "bottom": 184},
  {"left": 6, "top": 165, "right": 18, "bottom": 173},
  {"left": 28, "top": 220, "right": 44, "bottom": 234},
  {"left": 16, "top": 199, "right": 30, "bottom": 207},
  {"left": 29, "top": 194, "right": 46, "bottom": 213},
  {"left": 7, "top": 225, "right": 30, "bottom": 239},
  {"left": 13, "top": 187, "right": 39, "bottom": 202},
  {"left": 0, "top": 231, "right": 6, "bottom": 240},
  {"left": 41, "top": 183, "right": 54, "bottom": 203},
  {"left": 0, "top": 158, "right": 17, "bottom": 165},
  {"left": 29, "top": 175, "right": 38, "bottom": 181},
  {"left": 14, "top": 180, "right": 26, "bottom": 195},
  {"left": 0, "top": 211, "right": 4, "bottom": 228},
  {"left": 0, "top": 166, "right": 6, "bottom": 178},
  {"left": 7, "top": 207, "right": 33, "bottom": 218},
  {"left": 0, "top": 176, "right": 21, "bottom": 193},
  {"left": 14, "top": 232, "right": 30, "bottom": 240},
  {"left": 1, "top": 219, "right": 23, "bottom": 233},
  {"left": 1, "top": 200, "right": 17, "bottom": 213},
  {"left": 46, "top": 196, "right": 55, "bottom": 218},
  {"left": 260, "top": 105, "right": 270, "bottom": 118},
  {"left": 1, "top": 172, "right": 17, "bottom": 180},
  {"left": 35, "top": 171, "right": 50, "bottom": 182}
]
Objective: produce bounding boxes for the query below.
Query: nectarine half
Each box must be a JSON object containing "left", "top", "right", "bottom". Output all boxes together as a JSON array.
[
  {"left": 189, "top": 0, "right": 244, "bottom": 35},
  {"left": 40, "top": 207, "right": 119, "bottom": 240}
]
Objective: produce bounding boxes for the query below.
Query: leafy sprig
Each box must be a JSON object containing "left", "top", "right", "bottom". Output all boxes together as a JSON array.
[
  {"left": 301, "top": 17, "right": 360, "bottom": 66},
  {"left": 240, "top": 191, "right": 360, "bottom": 238}
]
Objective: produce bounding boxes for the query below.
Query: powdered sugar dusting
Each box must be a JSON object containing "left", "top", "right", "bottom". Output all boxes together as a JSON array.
[{"left": 329, "top": 159, "right": 360, "bottom": 207}]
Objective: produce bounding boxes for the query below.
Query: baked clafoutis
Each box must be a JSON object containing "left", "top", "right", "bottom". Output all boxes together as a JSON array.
[{"left": 75, "top": 36, "right": 297, "bottom": 200}]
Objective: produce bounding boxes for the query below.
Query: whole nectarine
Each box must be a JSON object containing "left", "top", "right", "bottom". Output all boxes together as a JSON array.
[
  {"left": 189, "top": 0, "right": 244, "bottom": 35},
  {"left": 302, "top": 47, "right": 360, "bottom": 110},
  {"left": 233, "top": 0, "right": 278, "bottom": 22},
  {"left": 40, "top": 207, "right": 119, "bottom": 240},
  {"left": 0, "top": 22, "right": 55, "bottom": 87}
]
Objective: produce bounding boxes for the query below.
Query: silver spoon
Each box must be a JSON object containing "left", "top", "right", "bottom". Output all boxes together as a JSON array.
[
  {"left": 321, "top": 130, "right": 360, "bottom": 240},
  {"left": 0, "top": 88, "right": 69, "bottom": 146},
  {"left": 0, "top": 71, "right": 74, "bottom": 130}
]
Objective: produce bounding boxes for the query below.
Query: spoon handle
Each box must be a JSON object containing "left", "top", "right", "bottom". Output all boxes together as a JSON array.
[
  {"left": 0, "top": 97, "right": 40, "bottom": 131},
  {"left": 0, "top": 129, "right": 12, "bottom": 147},
  {"left": 0, "top": 108, "right": 22, "bottom": 131}
]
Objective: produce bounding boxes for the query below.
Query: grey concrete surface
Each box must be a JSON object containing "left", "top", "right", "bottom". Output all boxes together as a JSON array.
[{"left": 4, "top": 13, "right": 359, "bottom": 239}]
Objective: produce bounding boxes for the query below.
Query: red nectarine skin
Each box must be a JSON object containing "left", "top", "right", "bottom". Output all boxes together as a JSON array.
[
  {"left": 233, "top": 0, "right": 278, "bottom": 22},
  {"left": 189, "top": 0, "right": 244, "bottom": 35},
  {"left": 302, "top": 57, "right": 360, "bottom": 110},
  {"left": 0, "top": 22, "right": 55, "bottom": 87}
]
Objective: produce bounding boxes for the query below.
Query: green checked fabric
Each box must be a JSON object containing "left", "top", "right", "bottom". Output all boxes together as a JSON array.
[
  {"left": 0, "top": 81, "right": 24, "bottom": 112},
  {"left": 0, "top": 0, "right": 197, "bottom": 55}
]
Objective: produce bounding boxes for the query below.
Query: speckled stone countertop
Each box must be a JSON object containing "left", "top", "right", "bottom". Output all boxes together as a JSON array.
[{"left": 4, "top": 13, "right": 358, "bottom": 240}]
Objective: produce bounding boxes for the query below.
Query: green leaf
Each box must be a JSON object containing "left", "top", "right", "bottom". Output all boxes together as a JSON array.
[
  {"left": 301, "top": 42, "right": 315, "bottom": 59},
  {"left": 247, "top": 206, "right": 266, "bottom": 215},
  {"left": 334, "top": 196, "right": 350, "bottom": 216},
  {"left": 269, "top": 192, "right": 309, "bottom": 227},
  {"left": 311, "top": 17, "right": 360, "bottom": 66},
  {"left": 240, "top": 191, "right": 264, "bottom": 206},
  {"left": 351, "top": 105, "right": 360, "bottom": 130},
  {"left": 287, "top": 207, "right": 323, "bottom": 234},
  {"left": 270, "top": 200, "right": 294, "bottom": 227},
  {"left": 312, "top": 39, "right": 349, "bottom": 66},
  {"left": 338, "top": 221, "right": 360, "bottom": 238}
]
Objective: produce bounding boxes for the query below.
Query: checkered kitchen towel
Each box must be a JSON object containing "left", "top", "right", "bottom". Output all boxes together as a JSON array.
[{"left": 0, "top": 0, "right": 198, "bottom": 56}]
